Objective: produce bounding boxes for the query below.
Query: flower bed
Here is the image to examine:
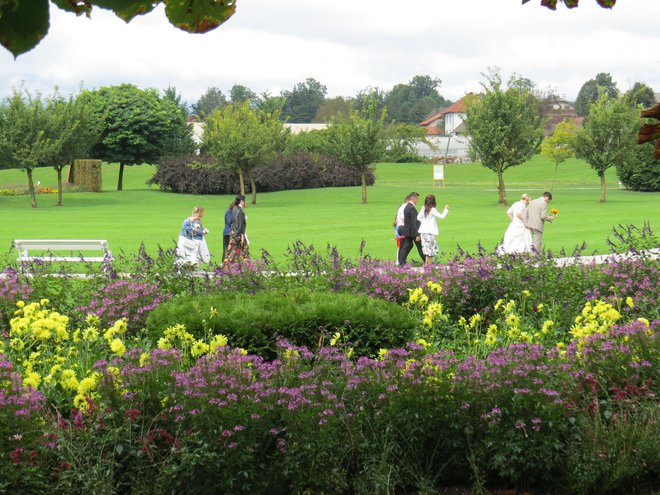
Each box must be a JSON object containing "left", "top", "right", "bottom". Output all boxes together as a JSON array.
[{"left": 0, "top": 241, "right": 658, "bottom": 493}]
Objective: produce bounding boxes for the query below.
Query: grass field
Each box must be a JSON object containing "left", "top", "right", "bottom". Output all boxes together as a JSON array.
[{"left": 1, "top": 155, "right": 658, "bottom": 266}]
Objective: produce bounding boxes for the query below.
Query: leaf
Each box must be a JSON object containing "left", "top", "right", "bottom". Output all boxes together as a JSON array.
[
  {"left": 165, "top": 0, "right": 236, "bottom": 34},
  {"left": 0, "top": 0, "right": 50, "bottom": 57},
  {"left": 90, "top": 0, "right": 157, "bottom": 22}
]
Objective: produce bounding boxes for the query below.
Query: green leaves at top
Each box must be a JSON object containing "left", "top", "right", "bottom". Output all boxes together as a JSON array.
[
  {"left": 165, "top": 0, "right": 236, "bottom": 33},
  {"left": 0, "top": 0, "right": 49, "bottom": 57}
]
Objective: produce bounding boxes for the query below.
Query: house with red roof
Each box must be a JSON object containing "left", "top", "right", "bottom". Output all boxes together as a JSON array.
[{"left": 419, "top": 96, "right": 469, "bottom": 136}]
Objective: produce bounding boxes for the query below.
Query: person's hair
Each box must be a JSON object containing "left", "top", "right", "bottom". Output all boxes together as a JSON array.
[
  {"left": 409, "top": 192, "right": 419, "bottom": 201},
  {"left": 234, "top": 194, "right": 246, "bottom": 205},
  {"left": 542, "top": 192, "right": 553, "bottom": 200},
  {"left": 191, "top": 206, "right": 204, "bottom": 217},
  {"left": 423, "top": 194, "right": 436, "bottom": 215},
  {"left": 521, "top": 193, "right": 530, "bottom": 201},
  {"left": 227, "top": 200, "right": 236, "bottom": 209}
]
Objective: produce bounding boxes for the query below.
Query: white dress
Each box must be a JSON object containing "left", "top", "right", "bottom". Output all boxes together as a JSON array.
[{"left": 498, "top": 200, "right": 531, "bottom": 254}]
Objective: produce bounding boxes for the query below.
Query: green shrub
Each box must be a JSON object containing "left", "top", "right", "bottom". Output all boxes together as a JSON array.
[
  {"left": 145, "top": 288, "right": 417, "bottom": 358},
  {"left": 617, "top": 142, "right": 660, "bottom": 192}
]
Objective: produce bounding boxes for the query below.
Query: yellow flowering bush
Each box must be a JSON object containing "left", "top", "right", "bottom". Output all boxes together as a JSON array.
[{"left": 571, "top": 300, "right": 621, "bottom": 344}]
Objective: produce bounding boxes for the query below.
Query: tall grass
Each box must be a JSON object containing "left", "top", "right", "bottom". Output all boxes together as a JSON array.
[{"left": 0, "top": 155, "right": 658, "bottom": 265}]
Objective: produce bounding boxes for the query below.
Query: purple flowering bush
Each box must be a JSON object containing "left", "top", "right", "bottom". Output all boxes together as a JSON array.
[
  {"left": 76, "top": 279, "right": 170, "bottom": 333},
  {"left": 0, "top": 268, "right": 33, "bottom": 331}
]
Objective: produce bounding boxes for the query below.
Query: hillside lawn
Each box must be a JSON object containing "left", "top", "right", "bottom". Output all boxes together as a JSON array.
[{"left": 1, "top": 155, "right": 658, "bottom": 266}]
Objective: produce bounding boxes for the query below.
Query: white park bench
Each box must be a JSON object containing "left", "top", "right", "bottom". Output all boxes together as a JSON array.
[{"left": 13, "top": 239, "right": 112, "bottom": 270}]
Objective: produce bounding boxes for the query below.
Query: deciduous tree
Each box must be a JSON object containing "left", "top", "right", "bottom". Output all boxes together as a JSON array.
[
  {"left": 464, "top": 70, "right": 545, "bottom": 204},
  {"left": 574, "top": 72, "right": 619, "bottom": 116},
  {"left": 574, "top": 92, "right": 639, "bottom": 202},
  {"left": 623, "top": 82, "right": 656, "bottom": 109},
  {"left": 540, "top": 119, "right": 579, "bottom": 189},
  {"left": 85, "top": 84, "right": 182, "bottom": 190},
  {"left": 0, "top": 88, "right": 59, "bottom": 207},
  {"left": 46, "top": 91, "right": 101, "bottom": 206},
  {"left": 281, "top": 78, "right": 327, "bottom": 123},
  {"left": 192, "top": 87, "right": 227, "bottom": 120},
  {"left": 203, "top": 101, "right": 288, "bottom": 204},
  {"left": 326, "top": 97, "right": 386, "bottom": 204}
]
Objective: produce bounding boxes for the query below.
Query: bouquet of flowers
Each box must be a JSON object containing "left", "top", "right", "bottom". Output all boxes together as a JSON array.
[{"left": 550, "top": 208, "right": 559, "bottom": 215}]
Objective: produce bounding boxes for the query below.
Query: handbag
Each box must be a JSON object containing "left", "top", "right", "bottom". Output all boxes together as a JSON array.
[{"left": 181, "top": 235, "right": 196, "bottom": 251}]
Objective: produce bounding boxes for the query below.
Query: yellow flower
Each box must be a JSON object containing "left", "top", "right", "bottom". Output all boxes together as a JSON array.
[
  {"left": 16, "top": 300, "right": 25, "bottom": 308},
  {"left": 427, "top": 281, "right": 442, "bottom": 294},
  {"left": 637, "top": 317, "right": 649, "bottom": 327},
  {"left": 468, "top": 314, "right": 482, "bottom": 329},
  {"left": 485, "top": 333, "right": 497, "bottom": 346},
  {"left": 209, "top": 306, "right": 218, "bottom": 318},
  {"left": 378, "top": 348, "right": 388, "bottom": 360},
  {"left": 109, "top": 338, "right": 126, "bottom": 356},
  {"left": 536, "top": 303, "right": 544, "bottom": 312},
  {"left": 626, "top": 297, "right": 634, "bottom": 308},
  {"left": 347, "top": 347, "right": 354, "bottom": 358},
  {"left": 82, "top": 327, "right": 99, "bottom": 342},
  {"left": 494, "top": 299, "right": 504, "bottom": 311},
  {"left": 73, "top": 394, "right": 90, "bottom": 412},
  {"left": 416, "top": 338, "right": 428, "bottom": 348},
  {"left": 329, "top": 332, "right": 341, "bottom": 346},
  {"left": 191, "top": 341, "right": 210, "bottom": 358},
  {"left": 157, "top": 338, "right": 171, "bottom": 350},
  {"left": 541, "top": 320, "right": 554, "bottom": 334},
  {"left": 523, "top": 290, "right": 531, "bottom": 297},
  {"left": 209, "top": 334, "right": 228, "bottom": 351},
  {"left": 23, "top": 371, "right": 41, "bottom": 389},
  {"left": 78, "top": 375, "right": 98, "bottom": 395},
  {"left": 139, "top": 352, "right": 150, "bottom": 367}
]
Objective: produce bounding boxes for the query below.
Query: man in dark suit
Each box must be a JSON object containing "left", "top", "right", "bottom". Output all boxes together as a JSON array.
[{"left": 397, "top": 192, "right": 424, "bottom": 266}]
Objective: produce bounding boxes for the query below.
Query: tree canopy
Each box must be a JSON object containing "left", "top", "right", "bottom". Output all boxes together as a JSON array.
[
  {"left": 326, "top": 95, "right": 386, "bottom": 204},
  {"left": 384, "top": 75, "right": 446, "bottom": 124},
  {"left": 574, "top": 92, "right": 639, "bottom": 202},
  {"left": 202, "top": 101, "right": 288, "bottom": 204},
  {"left": 192, "top": 87, "right": 227, "bottom": 120},
  {"left": 464, "top": 70, "right": 545, "bottom": 205},
  {"left": 281, "top": 78, "right": 327, "bottom": 123},
  {"left": 574, "top": 72, "right": 619, "bottom": 116},
  {"left": 85, "top": 83, "right": 184, "bottom": 190}
]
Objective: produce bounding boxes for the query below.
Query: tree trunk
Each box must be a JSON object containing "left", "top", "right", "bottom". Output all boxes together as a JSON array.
[
  {"left": 600, "top": 172, "right": 607, "bottom": 203},
  {"left": 497, "top": 168, "right": 507, "bottom": 205},
  {"left": 361, "top": 171, "right": 367, "bottom": 204},
  {"left": 26, "top": 168, "right": 38, "bottom": 208},
  {"left": 56, "top": 166, "right": 63, "bottom": 206},
  {"left": 238, "top": 169, "right": 245, "bottom": 196},
  {"left": 117, "top": 163, "right": 125, "bottom": 191},
  {"left": 249, "top": 170, "right": 257, "bottom": 205}
]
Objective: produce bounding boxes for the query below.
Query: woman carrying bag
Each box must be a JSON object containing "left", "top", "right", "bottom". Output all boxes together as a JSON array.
[{"left": 224, "top": 195, "right": 249, "bottom": 264}]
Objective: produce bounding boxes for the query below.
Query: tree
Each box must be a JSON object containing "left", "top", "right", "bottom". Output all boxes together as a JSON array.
[
  {"left": 85, "top": 84, "right": 182, "bottom": 190},
  {"left": 0, "top": 88, "right": 62, "bottom": 207},
  {"left": 203, "top": 101, "right": 288, "bottom": 204},
  {"left": 230, "top": 84, "right": 256, "bottom": 105},
  {"left": 383, "top": 123, "right": 428, "bottom": 163},
  {"left": 623, "top": 82, "right": 656, "bottom": 109},
  {"left": 254, "top": 91, "right": 286, "bottom": 117},
  {"left": 281, "top": 78, "right": 327, "bottom": 123},
  {"left": 46, "top": 92, "right": 101, "bottom": 206},
  {"left": 464, "top": 70, "right": 545, "bottom": 205},
  {"left": 313, "top": 96, "right": 351, "bottom": 122},
  {"left": 192, "top": 87, "right": 227, "bottom": 120},
  {"left": 161, "top": 87, "right": 197, "bottom": 157},
  {"left": 574, "top": 72, "right": 619, "bottom": 116},
  {"left": 574, "top": 92, "right": 639, "bottom": 202},
  {"left": 540, "top": 119, "right": 579, "bottom": 189},
  {"left": 617, "top": 142, "right": 660, "bottom": 192},
  {"left": 384, "top": 75, "right": 446, "bottom": 124},
  {"left": 326, "top": 97, "right": 386, "bottom": 204}
]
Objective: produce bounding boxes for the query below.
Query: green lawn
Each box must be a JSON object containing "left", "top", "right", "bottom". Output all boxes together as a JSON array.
[{"left": 1, "top": 156, "right": 658, "bottom": 266}]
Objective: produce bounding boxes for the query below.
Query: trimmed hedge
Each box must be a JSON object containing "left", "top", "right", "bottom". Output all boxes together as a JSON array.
[
  {"left": 145, "top": 288, "right": 416, "bottom": 358},
  {"left": 149, "top": 152, "right": 374, "bottom": 195}
]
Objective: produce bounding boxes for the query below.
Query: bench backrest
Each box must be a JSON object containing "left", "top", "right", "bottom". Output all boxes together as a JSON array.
[{"left": 14, "top": 239, "right": 110, "bottom": 252}]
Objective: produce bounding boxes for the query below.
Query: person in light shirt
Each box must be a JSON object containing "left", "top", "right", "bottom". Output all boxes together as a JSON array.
[{"left": 417, "top": 194, "right": 449, "bottom": 265}]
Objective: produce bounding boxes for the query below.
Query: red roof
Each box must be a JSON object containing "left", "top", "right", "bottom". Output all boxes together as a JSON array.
[{"left": 420, "top": 96, "right": 468, "bottom": 126}]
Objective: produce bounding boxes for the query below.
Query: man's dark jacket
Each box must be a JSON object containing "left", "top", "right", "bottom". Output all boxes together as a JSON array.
[{"left": 398, "top": 202, "right": 420, "bottom": 238}]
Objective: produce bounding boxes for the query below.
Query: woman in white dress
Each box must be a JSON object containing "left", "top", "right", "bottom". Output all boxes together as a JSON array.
[
  {"left": 177, "top": 206, "right": 210, "bottom": 267},
  {"left": 498, "top": 193, "right": 531, "bottom": 254},
  {"left": 417, "top": 194, "right": 449, "bottom": 265}
]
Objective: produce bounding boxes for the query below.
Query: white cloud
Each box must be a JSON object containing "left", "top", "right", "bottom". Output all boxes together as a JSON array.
[{"left": 1, "top": 0, "right": 658, "bottom": 105}]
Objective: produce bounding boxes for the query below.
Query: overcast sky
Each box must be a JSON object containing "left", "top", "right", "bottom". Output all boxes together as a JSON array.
[{"left": 2, "top": 0, "right": 658, "bottom": 107}]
